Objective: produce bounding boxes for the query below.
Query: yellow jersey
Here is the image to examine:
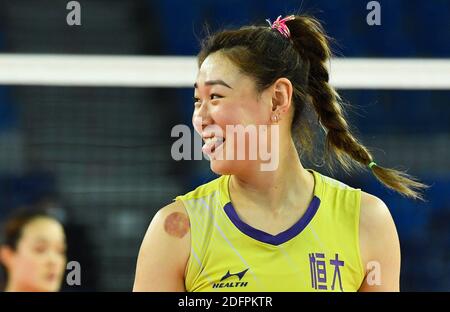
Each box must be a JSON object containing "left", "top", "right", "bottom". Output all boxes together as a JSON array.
[{"left": 175, "top": 169, "right": 365, "bottom": 292}]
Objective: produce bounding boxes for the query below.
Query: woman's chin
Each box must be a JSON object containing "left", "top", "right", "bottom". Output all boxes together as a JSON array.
[
  {"left": 210, "top": 158, "right": 254, "bottom": 176},
  {"left": 210, "top": 159, "right": 236, "bottom": 176}
]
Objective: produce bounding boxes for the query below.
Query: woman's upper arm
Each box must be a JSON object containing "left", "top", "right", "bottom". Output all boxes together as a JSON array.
[
  {"left": 359, "top": 192, "right": 401, "bottom": 292},
  {"left": 133, "top": 200, "right": 191, "bottom": 292}
]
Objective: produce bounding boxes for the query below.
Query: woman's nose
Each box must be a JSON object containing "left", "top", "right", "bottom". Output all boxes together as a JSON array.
[{"left": 193, "top": 103, "right": 212, "bottom": 132}]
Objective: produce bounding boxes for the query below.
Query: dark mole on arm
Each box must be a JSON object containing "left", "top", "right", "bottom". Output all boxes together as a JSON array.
[{"left": 164, "top": 212, "right": 190, "bottom": 239}]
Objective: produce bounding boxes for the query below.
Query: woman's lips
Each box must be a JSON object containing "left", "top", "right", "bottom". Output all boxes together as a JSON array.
[{"left": 202, "top": 137, "right": 225, "bottom": 155}]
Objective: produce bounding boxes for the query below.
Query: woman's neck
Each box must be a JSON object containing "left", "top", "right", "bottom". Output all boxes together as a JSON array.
[{"left": 229, "top": 140, "right": 315, "bottom": 215}]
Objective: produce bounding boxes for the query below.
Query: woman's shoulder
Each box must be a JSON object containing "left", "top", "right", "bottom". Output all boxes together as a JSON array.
[
  {"left": 133, "top": 200, "right": 191, "bottom": 291},
  {"left": 359, "top": 192, "right": 396, "bottom": 246},
  {"left": 152, "top": 200, "right": 191, "bottom": 241},
  {"left": 359, "top": 192, "right": 400, "bottom": 266},
  {"left": 358, "top": 191, "right": 401, "bottom": 291},
  {"left": 359, "top": 192, "right": 393, "bottom": 232},
  {"left": 157, "top": 200, "right": 187, "bottom": 217}
]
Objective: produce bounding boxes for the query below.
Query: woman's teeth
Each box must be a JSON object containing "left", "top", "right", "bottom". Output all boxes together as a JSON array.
[{"left": 204, "top": 137, "right": 224, "bottom": 144}]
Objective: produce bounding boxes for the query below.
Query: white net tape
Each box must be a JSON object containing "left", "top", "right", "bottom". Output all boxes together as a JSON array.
[{"left": 0, "top": 54, "right": 449, "bottom": 89}]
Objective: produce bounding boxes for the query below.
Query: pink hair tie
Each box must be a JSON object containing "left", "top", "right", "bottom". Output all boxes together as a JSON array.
[{"left": 266, "top": 15, "right": 296, "bottom": 39}]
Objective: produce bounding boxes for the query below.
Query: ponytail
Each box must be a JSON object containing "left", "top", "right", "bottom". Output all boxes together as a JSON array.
[{"left": 287, "top": 15, "right": 428, "bottom": 200}]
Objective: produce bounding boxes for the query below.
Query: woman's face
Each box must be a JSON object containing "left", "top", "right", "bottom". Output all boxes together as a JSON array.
[
  {"left": 6, "top": 217, "right": 67, "bottom": 292},
  {"left": 193, "top": 51, "right": 276, "bottom": 175}
]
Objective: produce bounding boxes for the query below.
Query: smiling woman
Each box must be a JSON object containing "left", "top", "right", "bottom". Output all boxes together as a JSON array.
[
  {"left": 0, "top": 210, "right": 67, "bottom": 292},
  {"left": 133, "top": 14, "right": 427, "bottom": 292}
]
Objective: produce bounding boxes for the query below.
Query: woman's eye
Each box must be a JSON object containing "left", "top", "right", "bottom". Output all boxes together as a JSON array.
[
  {"left": 210, "top": 94, "right": 222, "bottom": 100},
  {"left": 193, "top": 94, "right": 222, "bottom": 106}
]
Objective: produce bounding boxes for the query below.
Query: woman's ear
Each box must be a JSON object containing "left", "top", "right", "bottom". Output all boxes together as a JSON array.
[
  {"left": 0, "top": 246, "right": 14, "bottom": 270},
  {"left": 271, "top": 78, "right": 293, "bottom": 114}
]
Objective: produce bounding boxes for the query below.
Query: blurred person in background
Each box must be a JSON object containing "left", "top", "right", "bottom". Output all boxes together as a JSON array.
[{"left": 0, "top": 209, "right": 67, "bottom": 292}]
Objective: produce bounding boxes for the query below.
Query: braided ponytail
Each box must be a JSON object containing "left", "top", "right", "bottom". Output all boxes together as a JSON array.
[
  {"left": 287, "top": 15, "right": 428, "bottom": 200},
  {"left": 197, "top": 14, "right": 427, "bottom": 200}
]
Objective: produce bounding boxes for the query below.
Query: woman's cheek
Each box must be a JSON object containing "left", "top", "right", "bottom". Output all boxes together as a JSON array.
[
  {"left": 15, "top": 253, "right": 41, "bottom": 281},
  {"left": 192, "top": 115, "right": 203, "bottom": 134},
  {"left": 212, "top": 108, "right": 239, "bottom": 128}
]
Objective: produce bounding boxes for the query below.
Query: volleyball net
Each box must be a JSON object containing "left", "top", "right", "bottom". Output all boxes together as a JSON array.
[{"left": 0, "top": 54, "right": 449, "bottom": 89}]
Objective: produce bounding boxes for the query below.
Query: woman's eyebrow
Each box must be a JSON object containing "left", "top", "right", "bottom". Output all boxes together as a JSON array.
[{"left": 194, "top": 79, "right": 233, "bottom": 89}]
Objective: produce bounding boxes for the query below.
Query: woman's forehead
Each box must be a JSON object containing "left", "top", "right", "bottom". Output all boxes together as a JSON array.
[
  {"left": 20, "top": 218, "right": 65, "bottom": 240},
  {"left": 197, "top": 53, "right": 239, "bottom": 84}
]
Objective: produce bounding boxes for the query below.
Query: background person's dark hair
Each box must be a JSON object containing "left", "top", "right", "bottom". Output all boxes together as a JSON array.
[
  {"left": 0, "top": 209, "right": 61, "bottom": 291},
  {"left": 197, "top": 14, "right": 428, "bottom": 200}
]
